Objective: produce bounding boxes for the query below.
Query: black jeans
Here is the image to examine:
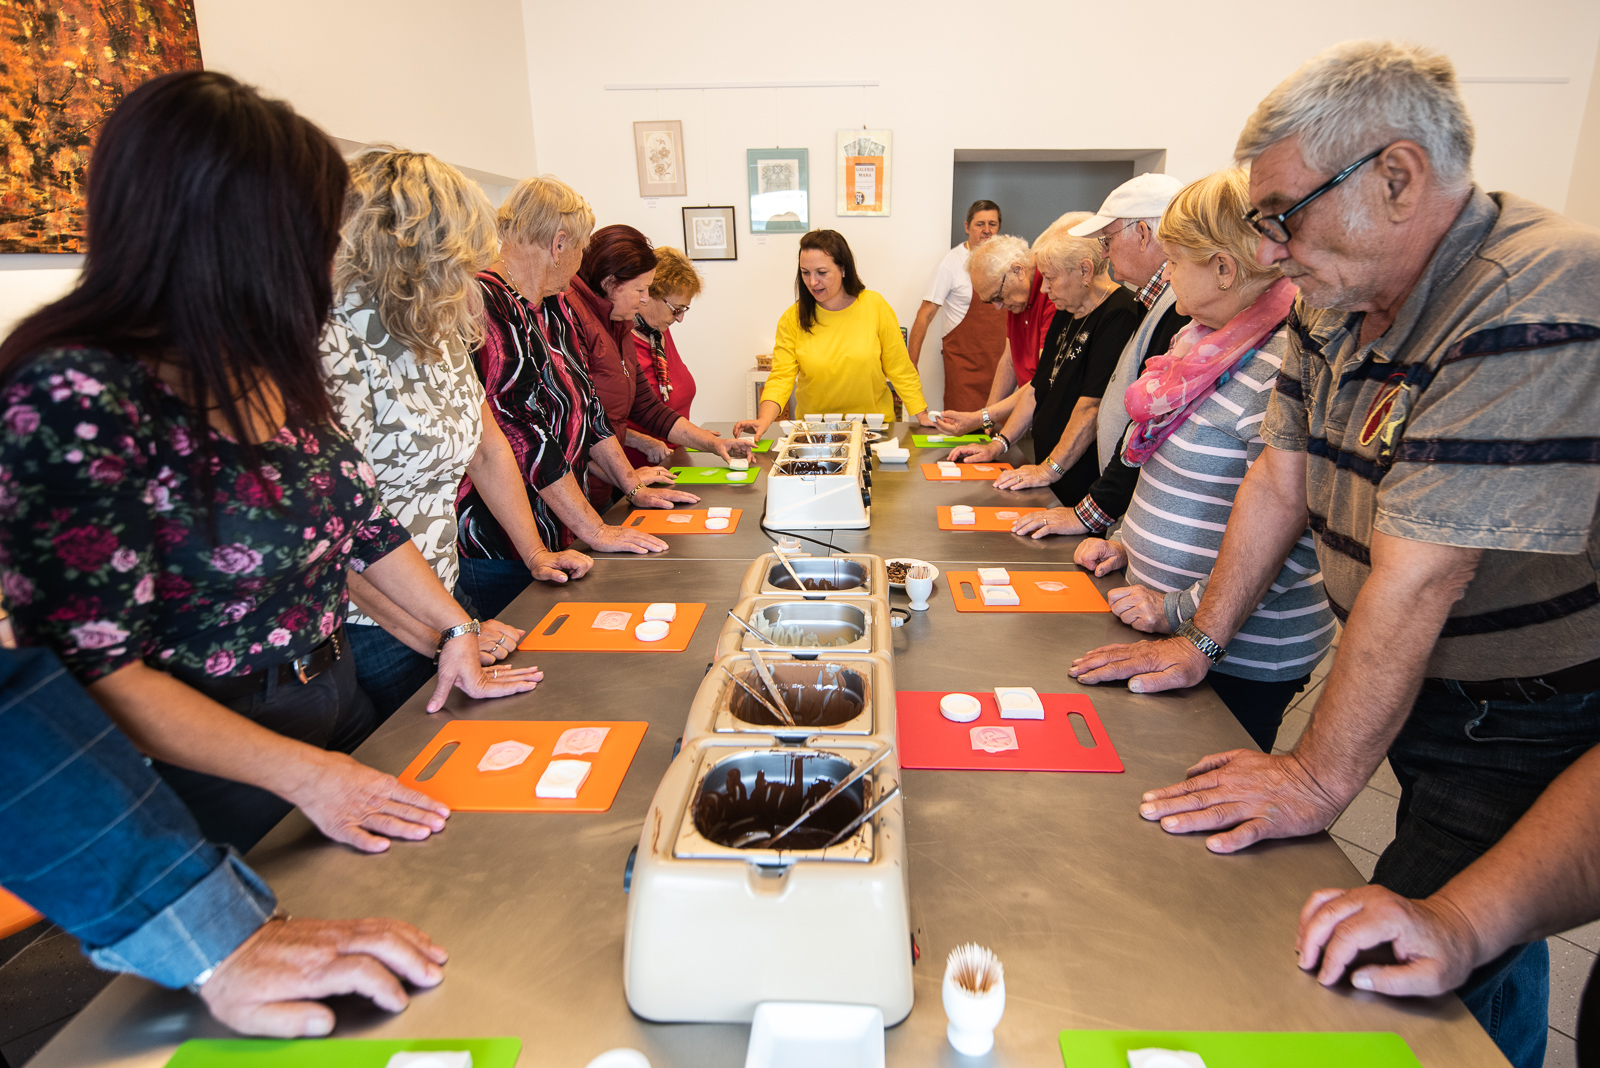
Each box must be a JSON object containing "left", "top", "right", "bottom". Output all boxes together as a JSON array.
[
  {"left": 1205, "top": 671, "right": 1310, "bottom": 751},
  {"left": 155, "top": 636, "right": 376, "bottom": 854},
  {"left": 1375, "top": 681, "right": 1600, "bottom": 1068}
]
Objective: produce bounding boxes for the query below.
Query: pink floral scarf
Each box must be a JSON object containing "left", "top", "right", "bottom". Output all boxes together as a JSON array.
[{"left": 1122, "top": 276, "right": 1297, "bottom": 466}]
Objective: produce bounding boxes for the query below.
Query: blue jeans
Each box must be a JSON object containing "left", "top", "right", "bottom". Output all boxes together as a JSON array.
[
  {"left": 457, "top": 555, "right": 534, "bottom": 621},
  {"left": 1374, "top": 681, "right": 1600, "bottom": 1068},
  {"left": 1204, "top": 671, "right": 1310, "bottom": 751},
  {"left": 345, "top": 585, "right": 479, "bottom": 723}
]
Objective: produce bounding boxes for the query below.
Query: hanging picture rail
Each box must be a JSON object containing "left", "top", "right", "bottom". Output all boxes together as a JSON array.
[{"left": 605, "top": 80, "right": 879, "bottom": 91}]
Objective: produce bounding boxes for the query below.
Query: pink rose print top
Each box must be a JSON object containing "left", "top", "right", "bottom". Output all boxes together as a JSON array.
[{"left": 0, "top": 347, "right": 410, "bottom": 681}]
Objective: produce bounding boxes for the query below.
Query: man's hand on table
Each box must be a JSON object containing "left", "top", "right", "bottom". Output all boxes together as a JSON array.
[
  {"left": 1107, "top": 585, "right": 1170, "bottom": 633},
  {"left": 632, "top": 485, "right": 699, "bottom": 509},
  {"left": 945, "top": 441, "right": 1003, "bottom": 463},
  {"left": 634, "top": 465, "right": 677, "bottom": 486},
  {"left": 201, "top": 917, "right": 448, "bottom": 1037},
  {"left": 1073, "top": 537, "right": 1125, "bottom": 575},
  {"left": 585, "top": 524, "right": 668, "bottom": 555},
  {"left": 1296, "top": 884, "right": 1480, "bottom": 996},
  {"left": 528, "top": 548, "right": 593, "bottom": 584},
  {"left": 1069, "top": 635, "right": 1210, "bottom": 692},
  {"left": 995, "top": 463, "right": 1053, "bottom": 490},
  {"left": 1014, "top": 506, "right": 1088, "bottom": 540},
  {"left": 1138, "top": 748, "right": 1349, "bottom": 853},
  {"left": 288, "top": 753, "right": 452, "bottom": 853}
]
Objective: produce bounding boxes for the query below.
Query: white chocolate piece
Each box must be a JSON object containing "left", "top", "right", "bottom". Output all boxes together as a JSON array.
[
  {"left": 385, "top": 1053, "right": 473, "bottom": 1068},
  {"left": 705, "top": 517, "right": 730, "bottom": 530},
  {"left": 634, "top": 619, "right": 671, "bottom": 642},
  {"left": 729, "top": 457, "right": 749, "bottom": 471},
  {"left": 726, "top": 471, "right": 745, "bottom": 480},
  {"left": 1034, "top": 580, "right": 1068, "bottom": 592},
  {"left": 643, "top": 602, "right": 677, "bottom": 622},
  {"left": 927, "top": 434, "right": 945, "bottom": 442},
  {"left": 941, "top": 468, "right": 962, "bottom": 479},
  {"left": 666, "top": 513, "right": 693, "bottom": 524},
  {"left": 950, "top": 504, "right": 975, "bottom": 512},
  {"left": 477, "top": 740, "right": 534, "bottom": 772},
  {"left": 996, "top": 510, "right": 1020, "bottom": 519},
  {"left": 970, "top": 725, "right": 1019, "bottom": 754},
  {"left": 535, "top": 759, "right": 592, "bottom": 799},
  {"left": 1128, "top": 1050, "right": 1207, "bottom": 1068},
  {"left": 995, "top": 686, "right": 1045, "bottom": 720},
  {"left": 928, "top": 410, "right": 943, "bottom": 420},
  {"left": 951, "top": 511, "right": 976, "bottom": 525},
  {"left": 939, "top": 692, "right": 982, "bottom": 723},
  {"left": 977, "top": 567, "right": 1011, "bottom": 585},
  {"left": 553, "top": 726, "right": 610, "bottom": 756},
  {"left": 973, "top": 464, "right": 996, "bottom": 472},
  {"left": 980, "top": 584, "right": 1020, "bottom": 606},
  {"left": 592, "top": 610, "right": 631, "bottom": 630},
  {"left": 707, "top": 507, "right": 732, "bottom": 518}
]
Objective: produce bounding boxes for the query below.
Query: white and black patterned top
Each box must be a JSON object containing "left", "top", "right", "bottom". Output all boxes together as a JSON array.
[{"left": 320, "top": 290, "right": 484, "bottom": 627}]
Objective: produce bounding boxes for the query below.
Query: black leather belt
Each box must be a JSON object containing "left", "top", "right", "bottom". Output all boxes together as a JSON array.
[
  {"left": 173, "top": 629, "right": 344, "bottom": 702},
  {"left": 1421, "top": 653, "right": 1600, "bottom": 703}
]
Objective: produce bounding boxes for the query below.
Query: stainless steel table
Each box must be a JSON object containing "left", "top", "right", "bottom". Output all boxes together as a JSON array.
[{"left": 30, "top": 428, "right": 1509, "bottom": 1068}]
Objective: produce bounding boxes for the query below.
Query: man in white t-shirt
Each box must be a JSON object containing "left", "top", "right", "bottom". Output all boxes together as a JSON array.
[{"left": 905, "top": 200, "right": 1005, "bottom": 410}]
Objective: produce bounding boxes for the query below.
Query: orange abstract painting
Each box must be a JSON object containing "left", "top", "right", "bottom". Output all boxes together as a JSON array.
[{"left": 0, "top": 0, "right": 202, "bottom": 252}]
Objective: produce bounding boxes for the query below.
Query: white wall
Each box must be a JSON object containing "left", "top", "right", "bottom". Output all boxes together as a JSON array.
[
  {"left": 523, "top": 0, "right": 1600, "bottom": 420},
  {"left": 1567, "top": 32, "right": 1600, "bottom": 227}
]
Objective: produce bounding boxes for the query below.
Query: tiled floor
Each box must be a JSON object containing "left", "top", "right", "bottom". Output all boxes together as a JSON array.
[{"left": 1277, "top": 638, "right": 1594, "bottom": 1067}]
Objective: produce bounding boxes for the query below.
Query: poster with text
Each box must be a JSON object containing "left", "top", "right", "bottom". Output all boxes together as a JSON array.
[{"left": 836, "top": 130, "right": 891, "bottom": 217}]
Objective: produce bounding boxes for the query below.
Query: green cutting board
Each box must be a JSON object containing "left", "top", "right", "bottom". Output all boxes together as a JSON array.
[
  {"left": 166, "top": 1037, "right": 520, "bottom": 1067},
  {"left": 662, "top": 465, "right": 759, "bottom": 484},
  {"left": 913, "top": 433, "right": 990, "bottom": 447},
  {"left": 689, "top": 438, "right": 773, "bottom": 452},
  {"left": 1059, "top": 1030, "right": 1420, "bottom": 1066}
]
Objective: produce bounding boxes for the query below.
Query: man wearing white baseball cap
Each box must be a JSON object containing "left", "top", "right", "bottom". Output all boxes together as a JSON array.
[{"left": 1012, "top": 172, "right": 1189, "bottom": 542}]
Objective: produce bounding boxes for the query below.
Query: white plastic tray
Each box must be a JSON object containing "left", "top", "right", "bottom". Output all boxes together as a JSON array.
[{"left": 745, "top": 1002, "right": 885, "bottom": 1068}]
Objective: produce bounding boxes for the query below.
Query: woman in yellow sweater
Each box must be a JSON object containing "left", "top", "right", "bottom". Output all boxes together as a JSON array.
[{"left": 734, "top": 230, "right": 932, "bottom": 440}]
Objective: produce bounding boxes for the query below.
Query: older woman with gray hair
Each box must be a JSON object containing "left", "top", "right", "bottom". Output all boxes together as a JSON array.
[
  {"left": 457, "top": 175, "right": 689, "bottom": 619},
  {"left": 936, "top": 234, "right": 1058, "bottom": 436},
  {"left": 947, "top": 212, "right": 1140, "bottom": 506}
]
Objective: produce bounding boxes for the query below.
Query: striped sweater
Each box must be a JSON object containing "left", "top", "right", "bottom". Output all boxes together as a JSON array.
[{"left": 1116, "top": 325, "right": 1335, "bottom": 682}]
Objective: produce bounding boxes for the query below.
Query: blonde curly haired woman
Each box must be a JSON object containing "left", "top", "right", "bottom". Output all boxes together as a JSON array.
[{"left": 321, "top": 149, "right": 591, "bottom": 720}]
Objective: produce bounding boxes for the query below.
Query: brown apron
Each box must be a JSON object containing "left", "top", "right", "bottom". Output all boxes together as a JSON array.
[{"left": 940, "top": 295, "right": 1007, "bottom": 411}]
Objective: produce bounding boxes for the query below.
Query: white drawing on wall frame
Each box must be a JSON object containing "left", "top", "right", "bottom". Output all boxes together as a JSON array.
[
  {"left": 682, "top": 206, "right": 737, "bottom": 260},
  {"left": 758, "top": 159, "right": 799, "bottom": 195},
  {"left": 633, "top": 120, "right": 688, "bottom": 197},
  {"left": 645, "top": 131, "right": 678, "bottom": 184},
  {"left": 692, "top": 215, "right": 727, "bottom": 251}
]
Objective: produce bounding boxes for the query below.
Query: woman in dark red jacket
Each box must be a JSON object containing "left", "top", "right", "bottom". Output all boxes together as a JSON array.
[{"left": 566, "top": 226, "right": 740, "bottom": 494}]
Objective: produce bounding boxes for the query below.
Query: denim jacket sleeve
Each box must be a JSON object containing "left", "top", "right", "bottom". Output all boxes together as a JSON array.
[{"left": 0, "top": 647, "right": 274, "bottom": 988}]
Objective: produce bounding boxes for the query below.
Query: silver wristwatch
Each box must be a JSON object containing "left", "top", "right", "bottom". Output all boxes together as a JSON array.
[{"left": 1175, "top": 620, "right": 1227, "bottom": 664}]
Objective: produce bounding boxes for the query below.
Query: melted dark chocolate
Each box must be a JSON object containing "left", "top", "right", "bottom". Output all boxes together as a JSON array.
[
  {"left": 777, "top": 460, "right": 844, "bottom": 475},
  {"left": 693, "top": 753, "right": 864, "bottom": 850},
  {"left": 728, "top": 665, "right": 866, "bottom": 727}
]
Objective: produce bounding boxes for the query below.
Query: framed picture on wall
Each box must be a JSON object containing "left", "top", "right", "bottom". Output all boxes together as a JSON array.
[
  {"left": 836, "top": 129, "right": 892, "bottom": 217},
  {"left": 633, "top": 120, "right": 687, "bottom": 197},
  {"left": 682, "top": 206, "right": 737, "bottom": 261},
  {"left": 747, "top": 148, "right": 809, "bottom": 233}
]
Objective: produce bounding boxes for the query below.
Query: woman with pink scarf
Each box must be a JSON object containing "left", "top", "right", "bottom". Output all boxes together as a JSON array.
[{"left": 1071, "top": 170, "right": 1335, "bottom": 750}]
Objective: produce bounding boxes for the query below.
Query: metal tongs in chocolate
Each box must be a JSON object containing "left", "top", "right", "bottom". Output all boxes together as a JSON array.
[
  {"left": 717, "top": 660, "right": 795, "bottom": 729},
  {"left": 822, "top": 784, "right": 902, "bottom": 848},
  {"left": 772, "top": 546, "right": 808, "bottom": 592},
  {"left": 765, "top": 740, "right": 893, "bottom": 849},
  {"left": 726, "top": 608, "right": 779, "bottom": 646},
  {"left": 746, "top": 649, "right": 797, "bottom": 729}
]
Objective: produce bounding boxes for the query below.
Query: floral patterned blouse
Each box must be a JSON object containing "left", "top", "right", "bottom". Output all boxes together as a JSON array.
[
  {"left": 321, "top": 290, "right": 484, "bottom": 627},
  {"left": 0, "top": 347, "right": 410, "bottom": 682}
]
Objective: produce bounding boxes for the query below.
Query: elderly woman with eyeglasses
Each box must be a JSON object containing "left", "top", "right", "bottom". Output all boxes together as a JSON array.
[
  {"left": 631, "top": 246, "right": 702, "bottom": 425},
  {"left": 946, "top": 212, "right": 1141, "bottom": 506},
  {"left": 934, "top": 234, "right": 1058, "bottom": 439}
]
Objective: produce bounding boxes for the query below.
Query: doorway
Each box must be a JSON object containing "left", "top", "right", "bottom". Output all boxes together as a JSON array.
[{"left": 950, "top": 149, "right": 1166, "bottom": 245}]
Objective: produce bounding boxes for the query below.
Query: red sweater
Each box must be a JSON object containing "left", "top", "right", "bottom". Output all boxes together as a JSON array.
[
  {"left": 632, "top": 325, "right": 697, "bottom": 423},
  {"left": 565, "top": 276, "right": 684, "bottom": 470},
  {"left": 1005, "top": 269, "right": 1055, "bottom": 385}
]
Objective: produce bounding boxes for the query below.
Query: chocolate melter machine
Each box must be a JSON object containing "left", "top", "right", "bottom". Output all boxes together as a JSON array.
[
  {"left": 623, "top": 551, "right": 911, "bottom": 1024},
  {"left": 761, "top": 419, "right": 872, "bottom": 530}
]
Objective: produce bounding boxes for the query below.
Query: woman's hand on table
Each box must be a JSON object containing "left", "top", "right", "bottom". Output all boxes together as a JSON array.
[
  {"left": 1107, "top": 584, "right": 1171, "bottom": 634},
  {"left": 1136, "top": 748, "right": 1351, "bottom": 854},
  {"left": 586, "top": 524, "right": 668, "bottom": 554},
  {"left": 913, "top": 409, "right": 936, "bottom": 427},
  {"left": 635, "top": 465, "right": 677, "bottom": 486},
  {"left": 477, "top": 619, "right": 525, "bottom": 663},
  {"left": 426, "top": 633, "right": 544, "bottom": 712},
  {"left": 632, "top": 485, "right": 700, "bottom": 509},
  {"left": 995, "top": 463, "right": 1053, "bottom": 490},
  {"left": 1295, "top": 884, "right": 1479, "bottom": 996},
  {"left": 288, "top": 751, "right": 452, "bottom": 853},
  {"left": 731, "top": 418, "right": 767, "bottom": 440},
  {"left": 1074, "top": 537, "right": 1127, "bottom": 575},
  {"left": 935, "top": 410, "right": 982, "bottom": 435},
  {"left": 528, "top": 547, "right": 593, "bottom": 583},
  {"left": 1015, "top": 507, "right": 1088, "bottom": 540},
  {"left": 629, "top": 431, "right": 671, "bottom": 464},
  {"left": 200, "top": 916, "right": 448, "bottom": 1037},
  {"left": 946, "top": 441, "right": 1002, "bottom": 463}
]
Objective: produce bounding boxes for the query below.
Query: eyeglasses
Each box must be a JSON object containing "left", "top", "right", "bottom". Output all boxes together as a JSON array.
[
  {"left": 1097, "top": 219, "right": 1138, "bottom": 253},
  {"left": 1243, "top": 147, "right": 1385, "bottom": 244},
  {"left": 662, "top": 297, "right": 691, "bottom": 318},
  {"left": 986, "top": 271, "right": 1011, "bottom": 306}
]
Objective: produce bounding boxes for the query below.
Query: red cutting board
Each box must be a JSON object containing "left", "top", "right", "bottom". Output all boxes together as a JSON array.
[
  {"left": 625, "top": 508, "right": 743, "bottom": 534},
  {"left": 937, "top": 505, "right": 1046, "bottom": 531},
  {"left": 516, "top": 602, "right": 705, "bottom": 651},
  {"left": 897, "top": 692, "right": 1122, "bottom": 772},
  {"left": 948, "top": 571, "right": 1110, "bottom": 613},
  {"left": 919, "top": 462, "right": 1014, "bottom": 482},
  {"left": 398, "top": 719, "right": 647, "bottom": 812}
]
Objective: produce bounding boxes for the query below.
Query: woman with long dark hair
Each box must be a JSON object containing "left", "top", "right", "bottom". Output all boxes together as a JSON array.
[
  {"left": 0, "top": 71, "right": 541, "bottom": 853},
  {"left": 733, "top": 229, "right": 931, "bottom": 440}
]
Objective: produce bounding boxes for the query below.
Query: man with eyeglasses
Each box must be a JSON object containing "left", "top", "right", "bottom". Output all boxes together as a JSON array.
[
  {"left": 905, "top": 200, "right": 1006, "bottom": 411},
  {"left": 1008, "top": 173, "right": 1188, "bottom": 541},
  {"left": 1070, "top": 40, "right": 1600, "bottom": 1067}
]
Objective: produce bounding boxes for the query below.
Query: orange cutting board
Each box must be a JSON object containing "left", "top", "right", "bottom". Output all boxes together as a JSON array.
[
  {"left": 947, "top": 571, "right": 1111, "bottom": 613},
  {"left": 516, "top": 602, "right": 706, "bottom": 651},
  {"left": 920, "top": 462, "right": 1013, "bottom": 482},
  {"left": 398, "top": 719, "right": 647, "bottom": 812},
  {"left": 936, "top": 505, "right": 1046, "bottom": 531},
  {"left": 625, "top": 508, "right": 743, "bottom": 534}
]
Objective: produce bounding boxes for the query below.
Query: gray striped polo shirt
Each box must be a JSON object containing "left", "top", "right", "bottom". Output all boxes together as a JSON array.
[
  {"left": 1261, "top": 188, "right": 1600, "bottom": 681},
  {"left": 1118, "top": 326, "right": 1336, "bottom": 682}
]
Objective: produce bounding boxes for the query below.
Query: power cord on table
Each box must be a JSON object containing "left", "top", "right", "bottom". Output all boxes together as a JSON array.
[{"left": 758, "top": 517, "right": 833, "bottom": 553}]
